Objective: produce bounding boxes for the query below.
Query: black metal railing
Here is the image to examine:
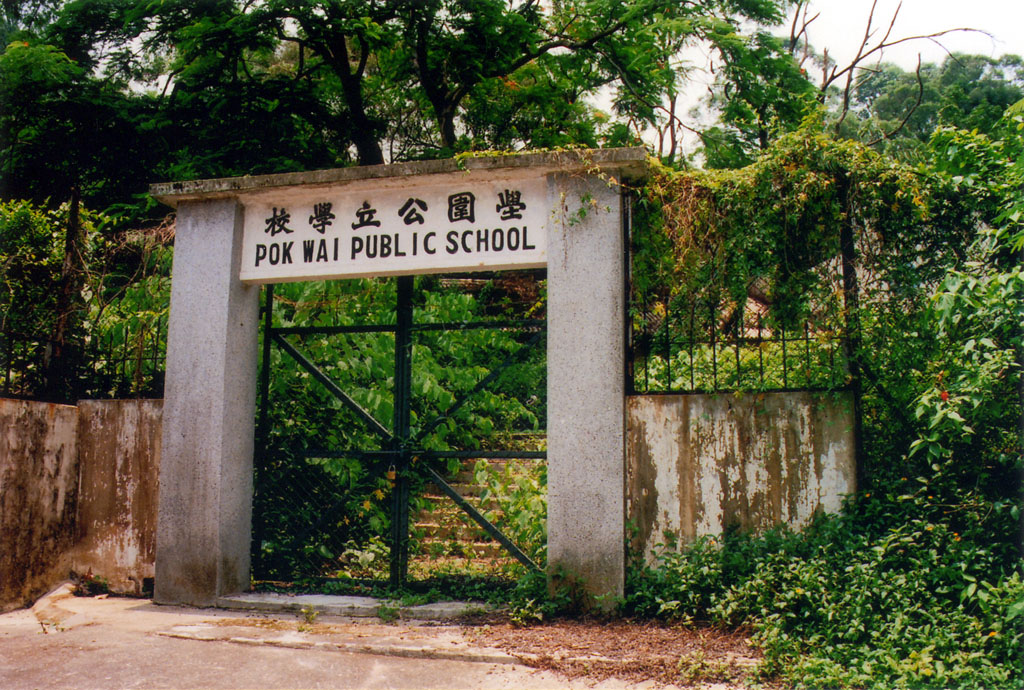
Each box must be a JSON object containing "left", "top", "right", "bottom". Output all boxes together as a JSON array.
[
  {"left": 0, "top": 322, "right": 166, "bottom": 403},
  {"left": 629, "top": 297, "right": 848, "bottom": 394}
]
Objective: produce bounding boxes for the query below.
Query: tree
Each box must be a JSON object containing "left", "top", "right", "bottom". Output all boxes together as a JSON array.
[
  {"left": 840, "top": 53, "right": 1024, "bottom": 159},
  {"left": 37, "top": 0, "right": 789, "bottom": 168}
]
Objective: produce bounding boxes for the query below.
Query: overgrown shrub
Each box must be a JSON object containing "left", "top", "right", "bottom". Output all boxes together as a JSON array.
[{"left": 625, "top": 486, "right": 1023, "bottom": 688}]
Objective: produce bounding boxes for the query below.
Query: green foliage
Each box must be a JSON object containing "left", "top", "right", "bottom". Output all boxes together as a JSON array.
[
  {"left": 632, "top": 122, "right": 944, "bottom": 394},
  {"left": 623, "top": 114, "right": 1024, "bottom": 688},
  {"left": 0, "top": 197, "right": 170, "bottom": 398},
  {"left": 700, "top": 29, "right": 816, "bottom": 166},
  {"left": 637, "top": 124, "right": 930, "bottom": 321},
  {"left": 842, "top": 54, "right": 1024, "bottom": 160},
  {"left": 475, "top": 455, "right": 547, "bottom": 565},
  {"left": 625, "top": 489, "right": 1023, "bottom": 688},
  {"left": 0, "top": 199, "right": 66, "bottom": 335}
]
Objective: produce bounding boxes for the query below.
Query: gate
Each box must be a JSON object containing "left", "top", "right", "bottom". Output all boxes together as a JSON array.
[{"left": 252, "top": 273, "right": 546, "bottom": 589}]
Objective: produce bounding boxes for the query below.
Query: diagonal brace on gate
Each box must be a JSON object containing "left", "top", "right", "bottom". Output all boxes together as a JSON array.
[
  {"left": 272, "top": 332, "right": 394, "bottom": 444},
  {"left": 424, "top": 466, "right": 540, "bottom": 571},
  {"left": 261, "top": 290, "right": 546, "bottom": 581},
  {"left": 414, "top": 328, "right": 546, "bottom": 445}
]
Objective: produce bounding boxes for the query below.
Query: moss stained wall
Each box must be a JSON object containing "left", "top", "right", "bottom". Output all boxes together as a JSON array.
[
  {"left": 73, "top": 400, "right": 161, "bottom": 595},
  {"left": 627, "top": 392, "right": 856, "bottom": 561},
  {"left": 0, "top": 399, "right": 80, "bottom": 612}
]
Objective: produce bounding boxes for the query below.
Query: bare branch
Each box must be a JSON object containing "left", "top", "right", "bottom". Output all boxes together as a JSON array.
[
  {"left": 865, "top": 54, "right": 925, "bottom": 146},
  {"left": 788, "top": 0, "right": 819, "bottom": 61},
  {"left": 819, "top": 0, "right": 988, "bottom": 94}
]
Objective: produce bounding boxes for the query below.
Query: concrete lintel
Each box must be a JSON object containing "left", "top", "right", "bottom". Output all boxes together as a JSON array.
[{"left": 150, "top": 147, "right": 647, "bottom": 206}]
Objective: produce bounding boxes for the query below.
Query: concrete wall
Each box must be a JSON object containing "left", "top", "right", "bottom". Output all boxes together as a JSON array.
[
  {"left": 627, "top": 392, "right": 856, "bottom": 561},
  {"left": 0, "top": 398, "right": 80, "bottom": 612},
  {"left": 0, "top": 398, "right": 162, "bottom": 611},
  {"left": 73, "top": 400, "right": 162, "bottom": 595}
]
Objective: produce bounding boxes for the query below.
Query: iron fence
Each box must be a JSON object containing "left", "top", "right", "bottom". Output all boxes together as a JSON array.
[
  {"left": 0, "top": 321, "right": 165, "bottom": 403},
  {"left": 628, "top": 295, "right": 849, "bottom": 394}
]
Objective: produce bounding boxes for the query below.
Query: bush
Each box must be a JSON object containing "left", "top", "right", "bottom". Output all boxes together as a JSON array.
[{"left": 623, "top": 485, "right": 1024, "bottom": 688}]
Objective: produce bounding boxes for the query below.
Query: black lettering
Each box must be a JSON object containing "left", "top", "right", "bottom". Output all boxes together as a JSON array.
[
  {"left": 412, "top": 232, "right": 418, "bottom": 256},
  {"left": 523, "top": 226, "right": 535, "bottom": 250},
  {"left": 255, "top": 244, "right": 267, "bottom": 267},
  {"left": 303, "top": 239, "right": 315, "bottom": 262},
  {"left": 351, "top": 236, "right": 364, "bottom": 259},
  {"left": 269, "top": 243, "right": 280, "bottom": 265},
  {"left": 334, "top": 237, "right": 339, "bottom": 261},
  {"left": 461, "top": 230, "right": 473, "bottom": 253},
  {"left": 281, "top": 242, "right": 293, "bottom": 263},
  {"left": 446, "top": 231, "right": 459, "bottom": 254},
  {"left": 366, "top": 234, "right": 378, "bottom": 259},
  {"left": 424, "top": 232, "right": 436, "bottom": 254},
  {"left": 380, "top": 233, "right": 393, "bottom": 258},
  {"left": 316, "top": 239, "right": 328, "bottom": 262},
  {"left": 476, "top": 228, "right": 489, "bottom": 252},
  {"left": 492, "top": 228, "right": 504, "bottom": 252},
  {"left": 507, "top": 227, "right": 520, "bottom": 251},
  {"left": 394, "top": 233, "right": 406, "bottom": 257}
]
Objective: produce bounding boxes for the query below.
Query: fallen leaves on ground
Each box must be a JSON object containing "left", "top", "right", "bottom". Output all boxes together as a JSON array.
[{"left": 469, "top": 618, "right": 767, "bottom": 688}]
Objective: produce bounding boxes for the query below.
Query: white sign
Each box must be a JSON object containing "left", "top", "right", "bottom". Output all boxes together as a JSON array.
[{"left": 240, "top": 177, "right": 547, "bottom": 283}]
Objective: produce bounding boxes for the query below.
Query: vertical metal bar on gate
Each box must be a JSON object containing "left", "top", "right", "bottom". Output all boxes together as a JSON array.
[
  {"left": 253, "top": 284, "right": 275, "bottom": 576},
  {"left": 390, "top": 276, "right": 414, "bottom": 588}
]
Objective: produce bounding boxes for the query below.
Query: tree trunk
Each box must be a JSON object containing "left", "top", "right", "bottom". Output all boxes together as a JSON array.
[
  {"left": 838, "top": 175, "right": 866, "bottom": 491},
  {"left": 439, "top": 105, "right": 457, "bottom": 151},
  {"left": 327, "top": 37, "right": 384, "bottom": 166},
  {"left": 48, "top": 185, "right": 84, "bottom": 401}
]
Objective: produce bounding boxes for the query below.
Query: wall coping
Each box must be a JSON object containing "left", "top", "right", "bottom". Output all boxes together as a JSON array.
[{"left": 150, "top": 147, "right": 648, "bottom": 207}]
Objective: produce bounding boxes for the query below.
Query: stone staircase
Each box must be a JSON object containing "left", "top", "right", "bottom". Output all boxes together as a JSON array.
[
  {"left": 408, "top": 457, "right": 533, "bottom": 576},
  {"left": 412, "top": 458, "right": 507, "bottom": 560}
]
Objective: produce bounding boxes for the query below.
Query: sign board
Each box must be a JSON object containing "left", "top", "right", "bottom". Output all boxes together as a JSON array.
[{"left": 240, "top": 177, "right": 548, "bottom": 283}]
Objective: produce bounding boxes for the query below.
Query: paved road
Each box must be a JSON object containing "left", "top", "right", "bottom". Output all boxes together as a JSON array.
[{"left": 0, "top": 588, "right": 635, "bottom": 690}]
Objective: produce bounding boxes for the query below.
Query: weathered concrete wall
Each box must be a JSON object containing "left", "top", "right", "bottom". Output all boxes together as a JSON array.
[
  {"left": 627, "top": 392, "right": 856, "bottom": 561},
  {"left": 0, "top": 398, "right": 79, "bottom": 612},
  {"left": 73, "top": 400, "right": 162, "bottom": 595}
]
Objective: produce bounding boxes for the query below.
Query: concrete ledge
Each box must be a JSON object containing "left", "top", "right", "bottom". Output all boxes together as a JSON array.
[
  {"left": 158, "top": 625, "right": 518, "bottom": 665},
  {"left": 150, "top": 147, "right": 647, "bottom": 205},
  {"left": 215, "top": 593, "right": 490, "bottom": 621}
]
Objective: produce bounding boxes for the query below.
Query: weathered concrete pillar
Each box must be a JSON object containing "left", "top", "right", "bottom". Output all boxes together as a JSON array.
[
  {"left": 154, "top": 199, "right": 260, "bottom": 606},
  {"left": 546, "top": 174, "right": 626, "bottom": 607}
]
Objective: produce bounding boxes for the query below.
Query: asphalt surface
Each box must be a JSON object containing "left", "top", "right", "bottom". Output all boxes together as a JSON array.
[{"left": 0, "top": 585, "right": 655, "bottom": 690}]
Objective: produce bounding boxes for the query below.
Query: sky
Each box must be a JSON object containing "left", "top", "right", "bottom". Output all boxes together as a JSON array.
[{"left": 800, "top": 0, "right": 1024, "bottom": 69}]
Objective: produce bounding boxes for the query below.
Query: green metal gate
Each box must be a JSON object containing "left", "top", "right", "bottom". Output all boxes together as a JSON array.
[{"left": 252, "top": 274, "right": 546, "bottom": 589}]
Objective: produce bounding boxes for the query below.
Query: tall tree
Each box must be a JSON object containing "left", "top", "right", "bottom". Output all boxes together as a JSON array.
[
  {"left": 841, "top": 53, "right": 1024, "bottom": 159},
  {"left": 39, "top": 0, "right": 790, "bottom": 170}
]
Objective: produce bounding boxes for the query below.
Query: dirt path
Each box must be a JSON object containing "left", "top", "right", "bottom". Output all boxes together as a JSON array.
[{"left": 468, "top": 618, "right": 768, "bottom": 688}]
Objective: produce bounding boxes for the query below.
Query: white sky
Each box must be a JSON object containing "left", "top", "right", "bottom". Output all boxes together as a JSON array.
[{"left": 800, "top": 0, "right": 1024, "bottom": 69}]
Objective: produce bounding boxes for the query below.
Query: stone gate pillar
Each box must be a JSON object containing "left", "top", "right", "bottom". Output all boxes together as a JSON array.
[
  {"left": 153, "top": 199, "right": 260, "bottom": 606},
  {"left": 546, "top": 173, "right": 629, "bottom": 606}
]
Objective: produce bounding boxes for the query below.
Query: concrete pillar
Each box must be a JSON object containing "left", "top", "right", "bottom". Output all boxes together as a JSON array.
[
  {"left": 546, "top": 174, "right": 626, "bottom": 607},
  {"left": 154, "top": 199, "right": 260, "bottom": 606}
]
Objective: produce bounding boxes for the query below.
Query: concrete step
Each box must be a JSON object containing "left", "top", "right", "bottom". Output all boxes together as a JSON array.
[
  {"left": 414, "top": 538, "right": 507, "bottom": 559},
  {"left": 410, "top": 455, "right": 538, "bottom": 570}
]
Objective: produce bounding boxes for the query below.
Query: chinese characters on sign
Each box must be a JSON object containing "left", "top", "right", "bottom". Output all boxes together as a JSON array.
[{"left": 241, "top": 179, "right": 547, "bottom": 282}]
